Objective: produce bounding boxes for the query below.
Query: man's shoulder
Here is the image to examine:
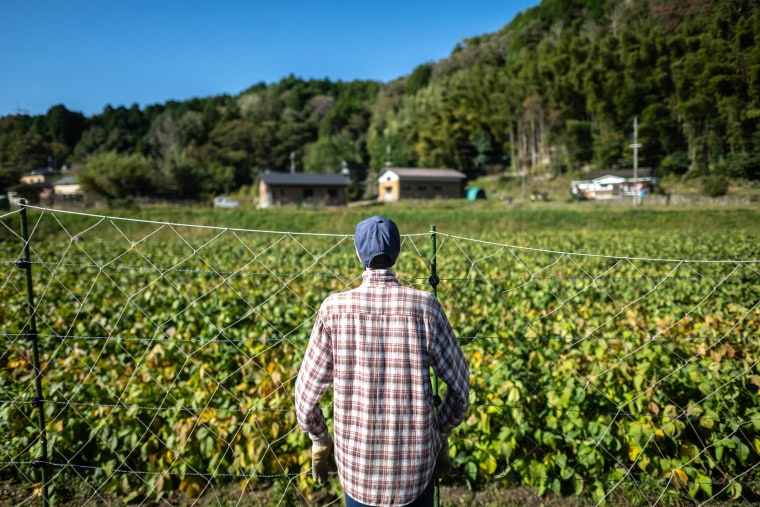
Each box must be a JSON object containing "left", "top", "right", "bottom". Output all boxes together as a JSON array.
[
  {"left": 400, "top": 285, "right": 438, "bottom": 302},
  {"left": 322, "top": 284, "right": 437, "bottom": 302},
  {"left": 320, "top": 287, "right": 360, "bottom": 307}
]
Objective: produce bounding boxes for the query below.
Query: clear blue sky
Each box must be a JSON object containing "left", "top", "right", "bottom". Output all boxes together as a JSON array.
[{"left": 1, "top": 0, "right": 539, "bottom": 118}]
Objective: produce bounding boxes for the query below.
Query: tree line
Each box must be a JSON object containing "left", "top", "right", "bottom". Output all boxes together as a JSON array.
[{"left": 1, "top": 0, "right": 758, "bottom": 203}]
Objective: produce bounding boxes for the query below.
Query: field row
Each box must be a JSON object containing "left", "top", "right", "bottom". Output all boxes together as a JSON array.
[{"left": 1, "top": 206, "right": 758, "bottom": 505}]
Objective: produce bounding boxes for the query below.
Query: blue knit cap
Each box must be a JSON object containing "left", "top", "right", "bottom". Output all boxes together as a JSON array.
[{"left": 354, "top": 216, "right": 400, "bottom": 268}]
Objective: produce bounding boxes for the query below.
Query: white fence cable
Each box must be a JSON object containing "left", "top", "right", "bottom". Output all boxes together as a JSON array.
[{"left": 1, "top": 206, "right": 758, "bottom": 506}]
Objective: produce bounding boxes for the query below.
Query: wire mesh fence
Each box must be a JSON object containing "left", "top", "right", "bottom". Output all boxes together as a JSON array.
[{"left": 1, "top": 204, "right": 759, "bottom": 506}]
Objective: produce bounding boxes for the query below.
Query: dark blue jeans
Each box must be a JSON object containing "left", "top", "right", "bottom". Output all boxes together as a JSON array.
[{"left": 344, "top": 479, "right": 435, "bottom": 507}]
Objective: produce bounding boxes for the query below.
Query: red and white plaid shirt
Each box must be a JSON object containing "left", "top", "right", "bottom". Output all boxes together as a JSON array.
[{"left": 295, "top": 268, "right": 470, "bottom": 506}]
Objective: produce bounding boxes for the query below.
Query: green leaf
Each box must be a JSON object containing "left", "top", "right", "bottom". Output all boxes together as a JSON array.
[
  {"left": 464, "top": 461, "right": 478, "bottom": 482},
  {"left": 697, "top": 473, "right": 712, "bottom": 497},
  {"left": 728, "top": 481, "right": 743, "bottom": 500},
  {"left": 735, "top": 440, "right": 750, "bottom": 464}
]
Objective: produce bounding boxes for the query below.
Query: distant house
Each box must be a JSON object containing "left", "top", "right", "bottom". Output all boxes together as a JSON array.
[
  {"left": 53, "top": 175, "right": 84, "bottom": 203},
  {"left": 258, "top": 172, "right": 348, "bottom": 208},
  {"left": 377, "top": 168, "right": 466, "bottom": 202},
  {"left": 12, "top": 168, "right": 56, "bottom": 205},
  {"left": 20, "top": 167, "right": 57, "bottom": 185},
  {"left": 571, "top": 168, "right": 657, "bottom": 200}
]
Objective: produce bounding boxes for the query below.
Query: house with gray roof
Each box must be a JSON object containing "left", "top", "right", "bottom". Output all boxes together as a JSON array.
[
  {"left": 258, "top": 172, "right": 348, "bottom": 208},
  {"left": 571, "top": 168, "right": 657, "bottom": 200},
  {"left": 53, "top": 175, "right": 84, "bottom": 205},
  {"left": 377, "top": 168, "right": 466, "bottom": 201}
]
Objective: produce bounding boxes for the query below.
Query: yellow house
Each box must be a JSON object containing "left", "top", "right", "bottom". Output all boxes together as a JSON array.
[
  {"left": 53, "top": 175, "right": 84, "bottom": 202},
  {"left": 377, "top": 168, "right": 466, "bottom": 202},
  {"left": 20, "top": 167, "right": 57, "bottom": 185}
]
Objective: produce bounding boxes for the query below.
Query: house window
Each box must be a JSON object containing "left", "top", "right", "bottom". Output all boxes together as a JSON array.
[
  {"left": 303, "top": 188, "right": 314, "bottom": 199},
  {"left": 433, "top": 185, "right": 443, "bottom": 193},
  {"left": 401, "top": 185, "right": 412, "bottom": 192},
  {"left": 418, "top": 185, "right": 427, "bottom": 192}
]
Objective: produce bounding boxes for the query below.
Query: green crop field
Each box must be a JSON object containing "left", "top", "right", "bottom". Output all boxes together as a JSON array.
[{"left": 1, "top": 202, "right": 758, "bottom": 506}]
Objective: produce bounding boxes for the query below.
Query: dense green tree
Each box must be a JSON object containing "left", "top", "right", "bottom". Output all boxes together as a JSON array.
[
  {"left": 639, "top": 103, "right": 684, "bottom": 171},
  {"left": 73, "top": 103, "right": 149, "bottom": 161},
  {"left": 563, "top": 120, "right": 593, "bottom": 168},
  {"left": 78, "top": 151, "right": 157, "bottom": 201},
  {"left": 0, "top": 129, "right": 48, "bottom": 173},
  {"left": 72, "top": 126, "right": 108, "bottom": 161},
  {"left": 162, "top": 147, "right": 205, "bottom": 198},
  {"left": 44, "top": 104, "right": 86, "bottom": 148},
  {"left": 207, "top": 119, "right": 262, "bottom": 188},
  {"left": 304, "top": 132, "right": 363, "bottom": 173},
  {"left": 2, "top": 0, "right": 759, "bottom": 200},
  {"left": 367, "top": 130, "right": 415, "bottom": 171},
  {"left": 405, "top": 63, "right": 433, "bottom": 95}
]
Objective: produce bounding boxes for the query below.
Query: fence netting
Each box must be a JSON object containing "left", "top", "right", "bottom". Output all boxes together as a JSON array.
[{"left": 1, "top": 206, "right": 758, "bottom": 506}]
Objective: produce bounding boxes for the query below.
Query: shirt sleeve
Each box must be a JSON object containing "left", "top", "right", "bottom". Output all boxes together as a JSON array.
[
  {"left": 295, "top": 311, "right": 334, "bottom": 442},
  {"left": 429, "top": 300, "right": 470, "bottom": 438}
]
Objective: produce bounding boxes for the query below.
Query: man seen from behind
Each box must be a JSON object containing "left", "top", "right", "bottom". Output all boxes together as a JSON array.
[{"left": 295, "top": 216, "right": 470, "bottom": 507}]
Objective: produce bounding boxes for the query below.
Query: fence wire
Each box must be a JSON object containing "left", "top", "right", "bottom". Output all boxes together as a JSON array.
[{"left": 1, "top": 205, "right": 758, "bottom": 506}]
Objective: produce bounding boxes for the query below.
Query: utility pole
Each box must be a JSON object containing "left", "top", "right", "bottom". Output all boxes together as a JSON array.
[{"left": 630, "top": 117, "right": 641, "bottom": 206}]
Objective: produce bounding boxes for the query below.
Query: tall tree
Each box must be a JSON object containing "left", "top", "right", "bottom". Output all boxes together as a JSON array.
[{"left": 78, "top": 151, "right": 157, "bottom": 201}]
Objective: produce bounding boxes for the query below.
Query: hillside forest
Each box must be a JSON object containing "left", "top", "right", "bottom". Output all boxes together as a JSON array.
[{"left": 1, "top": 0, "right": 759, "bottom": 203}]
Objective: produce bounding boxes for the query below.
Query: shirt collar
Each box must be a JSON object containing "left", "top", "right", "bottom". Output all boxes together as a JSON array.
[{"left": 361, "top": 268, "right": 400, "bottom": 286}]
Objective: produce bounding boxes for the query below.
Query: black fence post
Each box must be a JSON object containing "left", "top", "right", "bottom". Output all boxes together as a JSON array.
[
  {"left": 429, "top": 225, "right": 440, "bottom": 507},
  {"left": 16, "top": 199, "right": 50, "bottom": 506}
]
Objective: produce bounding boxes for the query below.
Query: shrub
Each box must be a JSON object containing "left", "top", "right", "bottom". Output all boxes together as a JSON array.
[
  {"left": 714, "top": 152, "right": 760, "bottom": 179},
  {"left": 701, "top": 175, "right": 729, "bottom": 197},
  {"left": 659, "top": 151, "right": 689, "bottom": 176}
]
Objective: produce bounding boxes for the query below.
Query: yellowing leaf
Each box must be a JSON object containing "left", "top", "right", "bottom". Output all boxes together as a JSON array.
[
  {"left": 637, "top": 454, "right": 651, "bottom": 471},
  {"left": 481, "top": 456, "right": 497, "bottom": 474},
  {"left": 672, "top": 469, "right": 688, "bottom": 489},
  {"left": 7, "top": 357, "right": 25, "bottom": 368},
  {"left": 179, "top": 477, "right": 203, "bottom": 498},
  {"left": 685, "top": 402, "right": 703, "bottom": 417}
]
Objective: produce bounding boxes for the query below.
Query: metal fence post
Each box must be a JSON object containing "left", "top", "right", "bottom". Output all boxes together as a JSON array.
[
  {"left": 16, "top": 199, "right": 50, "bottom": 506},
  {"left": 429, "top": 225, "right": 440, "bottom": 507}
]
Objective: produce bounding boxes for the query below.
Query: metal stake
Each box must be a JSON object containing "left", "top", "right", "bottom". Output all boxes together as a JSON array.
[
  {"left": 430, "top": 225, "right": 440, "bottom": 507},
  {"left": 18, "top": 200, "right": 49, "bottom": 506}
]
